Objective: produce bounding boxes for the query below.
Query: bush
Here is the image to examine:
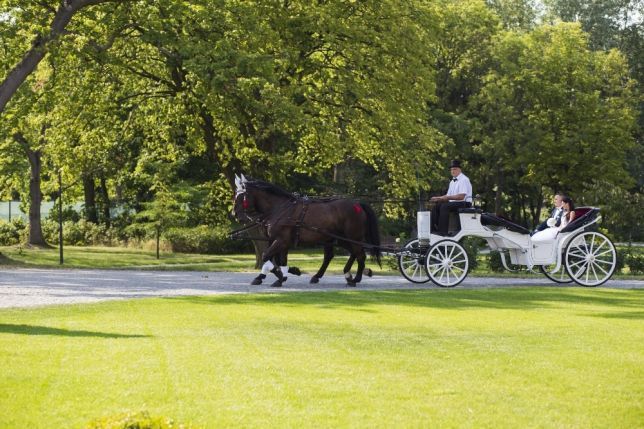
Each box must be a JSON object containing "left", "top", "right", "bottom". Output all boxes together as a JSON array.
[
  {"left": 86, "top": 411, "right": 194, "bottom": 429},
  {"left": 0, "top": 218, "right": 26, "bottom": 245},
  {"left": 164, "top": 225, "right": 252, "bottom": 254},
  {"left": 614, "top": 248, "right": 627, "bottom": 274},
  {"left": 487, "top": 250, "right": 520, "bottom": 272},
  {"left": 626, "top": 252, "right": 644, "bottom": 275},
  {"left": 460, "top": 237, "right": 484, "bottom": 271},
  {"left": 42, "top": 219, "right": 120, "bottom": 246}
]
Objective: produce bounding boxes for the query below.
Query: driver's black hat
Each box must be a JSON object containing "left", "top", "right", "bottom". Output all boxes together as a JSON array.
[{"left": 449, "top": 159, "right": 462, "bottom": 169}]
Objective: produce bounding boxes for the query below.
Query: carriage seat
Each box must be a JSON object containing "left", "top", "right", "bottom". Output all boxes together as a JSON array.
[
  {"left": 559, "top": 207, "right": 600, "bottom": 233},
  {"left": 480, "top": 213, "right": 531, "bottom": 234},
  {"left": 458, "top": 208, "right": 483, "bottom": 214}
]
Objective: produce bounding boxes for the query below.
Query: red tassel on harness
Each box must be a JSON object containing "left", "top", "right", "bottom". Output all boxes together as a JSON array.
[
  {"left": 353, "top": 203, "right": 362, "bottom": 214},
  {"left": 242, "top": 197, "right": 249, "bottom": 209}
]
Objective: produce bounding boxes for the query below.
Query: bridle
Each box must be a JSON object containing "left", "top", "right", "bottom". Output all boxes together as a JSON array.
[{"left": 234, "top": 190, "right": 262, "bottom": 223}]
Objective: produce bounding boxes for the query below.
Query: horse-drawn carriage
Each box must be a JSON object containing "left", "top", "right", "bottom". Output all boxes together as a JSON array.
[
  {"left": 397, "top": 207, "right": 617, "bottom": 287},
  {"left": 232, "top": 175, "right": 616, "bottom": 288}
]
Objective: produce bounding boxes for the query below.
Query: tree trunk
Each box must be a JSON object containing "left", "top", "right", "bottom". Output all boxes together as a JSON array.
[
  {"left": 0, "top": 0, "right": 124, "bottom": 113},
  {"left": 99, "top": 176, "right": 110, "bottom": 228},
  {"left": 83, "top": 175, "right": 98, "bottom": 223},
  {"left": 494, "top": 170, "right": 504, "bottom": 215},
  {"left": 14, "top": 133, "right": 47, "bottom": 246},
  {"left": 156, "top": 226, "right": 160, "bottom": 260}
]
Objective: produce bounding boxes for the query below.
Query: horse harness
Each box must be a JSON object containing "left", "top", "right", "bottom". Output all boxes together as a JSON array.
[{"left": 230, "top": 196, "right": 388, "bottom": 251}]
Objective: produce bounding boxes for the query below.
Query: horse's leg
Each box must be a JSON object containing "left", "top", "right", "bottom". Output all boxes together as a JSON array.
[
  {"left": 343, "top": 253, "right": 357, "bottom": 286},
  {"left": 310, "top": 244, "right": 334, "bottom": 284},
  {"left": 270, "top": 249, "right": 290, "bottom": 288},
  {"left": 250, "top": 240, "right": 284, "bottom": 286},
  {"left": 351, "top": 248, "right": 367, "bottom": 284}
]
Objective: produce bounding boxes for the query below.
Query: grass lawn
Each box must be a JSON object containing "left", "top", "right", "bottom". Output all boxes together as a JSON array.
[{"left": 0, "top": 288, "right": 642, "bottom": 428}]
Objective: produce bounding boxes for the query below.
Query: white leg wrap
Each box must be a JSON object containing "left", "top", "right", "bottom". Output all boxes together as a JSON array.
[
  {"left": 281, "top": 266, "right": 289, "bottom": 277},
  {"left": 261, "top": 260, "right": 275, "bottom": 275},
  {"left": 345, "top": 272, "right": 352, "bottom": 279}
]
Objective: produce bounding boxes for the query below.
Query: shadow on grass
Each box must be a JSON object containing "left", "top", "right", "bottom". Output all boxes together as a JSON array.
[
  {"left": 0, "top": 252, "right": 27, "bottom": 267},
  {"left": 0, "top": 324, "right": 151, "bottom": 338},
  {"left": 167, "top": 288, "right": 644, "bottom": 317}
]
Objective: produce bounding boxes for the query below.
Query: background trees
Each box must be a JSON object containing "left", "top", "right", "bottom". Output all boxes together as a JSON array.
[{"left": 0, "top": 0, "right": 641, "bottom": 246}]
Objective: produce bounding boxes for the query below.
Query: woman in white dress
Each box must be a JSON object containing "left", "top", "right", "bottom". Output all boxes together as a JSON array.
[{"left": 532, "top": 196, "right": 577, "bottom": 242}]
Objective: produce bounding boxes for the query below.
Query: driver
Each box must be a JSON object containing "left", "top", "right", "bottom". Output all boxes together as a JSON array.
[{"left": 430, "top": 159, "right": 473, "bottom": 235}]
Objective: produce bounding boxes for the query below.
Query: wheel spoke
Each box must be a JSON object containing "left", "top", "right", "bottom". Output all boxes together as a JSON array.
[
  {"left": 594, "top": 249, "right": 614, "bottom": 258},
  {"left": 567, "top": 259, "right": 587, "bottom": 269},
  {"left": 592, "top": 261, "right": 609, "bottom": 277},
  {"left": 573, "top": 261, "right": 589, "bottom": 278}
]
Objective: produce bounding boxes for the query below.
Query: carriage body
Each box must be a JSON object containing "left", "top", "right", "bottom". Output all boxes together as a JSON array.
[{"left": 399, "top": 207, "right": 616, "bottom": 287}]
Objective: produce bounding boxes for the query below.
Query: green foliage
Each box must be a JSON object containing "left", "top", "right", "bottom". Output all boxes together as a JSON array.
[
  {"left": 460, "top": 237, "right": 485, "bottom": 271},
  {"left": 487, "top": 250, "right": 521, "bottom": 272},
  {"left": 0, "top": 218, "right": 25, "bottom": 245},
  {"left": 0, "top": 0, "right": 641, "bottom": 242},
  {"left": 86, "top": 411, "right": 193, "bottom": 429},
  {"left": 626, "top": 252, "right": 644, "bottom": 274},
  {"left": 164, "top": 225, "right": 252, "bottom": 254},
  {"left": 614, "top": 247, "right": 627, "bottom": 274}
]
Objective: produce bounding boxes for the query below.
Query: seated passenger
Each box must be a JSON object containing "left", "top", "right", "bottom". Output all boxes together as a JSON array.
[
  {"left": 532, "top": 192, "right": 565, "bottom": 235},
  {"left": 532, "top": 196, "right": 576, "bottom": 242},
  {"left": 430, "top": 159, "right": 473, "bottom": 235}
]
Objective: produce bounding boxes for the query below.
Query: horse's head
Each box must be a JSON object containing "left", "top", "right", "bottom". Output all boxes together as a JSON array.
[
  {"left": 232, "top": 174, "right": 257, "bottom": 223},
  {"left": 232, "top": 175, "right": 295, "bottom": 223}
]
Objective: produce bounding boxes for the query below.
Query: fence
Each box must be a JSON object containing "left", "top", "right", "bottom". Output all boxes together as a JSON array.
[{"left": 0, "top": 201, "right": 82, "bottom": 222}]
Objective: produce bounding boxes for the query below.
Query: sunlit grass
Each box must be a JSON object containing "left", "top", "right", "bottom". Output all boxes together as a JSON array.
[{"left": 0, "top": 288, "right": 642, "bottom": 428}]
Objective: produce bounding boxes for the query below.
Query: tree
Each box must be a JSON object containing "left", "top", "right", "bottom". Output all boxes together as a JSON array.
[
  {"left": 472, "top": 23, "right": 637, "bottom": 224},
  {"left": 0, "top": 0, "right": 128, "bottom": 114},
  {"left": 129, "top": 182, "right": 188, "bottom": 259}
]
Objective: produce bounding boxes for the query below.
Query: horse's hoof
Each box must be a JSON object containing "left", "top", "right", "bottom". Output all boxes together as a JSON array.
[
  {"left": 270, "top": 280, "right": 283, "bottom": 287},
  {"left": 288, "top": 267, "right": 302, "bottom": 276},
  {"left": 346, "top": 281, "right": 356, "bottom": 287},
  {"left": 309, "top": 276, "right": 319, "bottom": 284},
  {"left": 365, "top": 268, "right": 373, "bottom": 277},
  {"left": 251, "top": 274, "right": 266, "bottom": 285}
]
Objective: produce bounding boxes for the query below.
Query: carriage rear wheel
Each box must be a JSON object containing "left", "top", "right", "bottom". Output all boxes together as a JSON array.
[
  {"left": 398, "top": 239, "right": 431, "bottom": 284},
  {"left": 539, "top": 261, "right": 573, "bottom": 284},
  {"left": 564, "top": 232, "right": 616, "bottom": 287},
  {"left": 425, "top": 240, "right": 469, "bottom": 287}
]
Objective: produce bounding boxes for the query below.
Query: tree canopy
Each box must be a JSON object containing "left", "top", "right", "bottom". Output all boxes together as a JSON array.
[{"left": 0, "top": 0, "right": 641, "bottom": 244}]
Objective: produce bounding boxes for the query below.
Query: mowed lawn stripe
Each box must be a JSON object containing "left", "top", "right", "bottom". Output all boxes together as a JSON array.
[{"left": 0, "top": 288, "right": 641, "bottom": 428}]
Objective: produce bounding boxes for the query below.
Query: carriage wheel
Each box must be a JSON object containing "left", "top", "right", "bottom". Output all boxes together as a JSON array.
[
  {"left": 539, "top": 261, "right": 573, "bottom": 284},
  {"left": 398, "top": 239, "right": 431, "bottom": 284},
  {"left": 424, "top": 240, "right": 469, "bottom": 287},
  {"left": 564, "top": 232, "right": 616, "bottom": 287}
]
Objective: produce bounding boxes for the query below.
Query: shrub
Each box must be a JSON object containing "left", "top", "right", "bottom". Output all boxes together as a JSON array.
[
  {"left": 0, "top": 218, "right": 26, "bottom": 245},
  {"left": 460, "top": 237, "right": 484, "bottom": 271},
  {"left": 487, "top": 250, "right": 520, "bottom": 272},
  {"left": 164, "top": 225, "right": 252, "bottom": 254},
  {"left": 626, "top": 252, "right": 644, "bottom": 275},
  {"left": 614, "top": 248, "right": 627, "bottom": 274},
  {"left": 86, "top": 411, "right": 194, "bottom": 429},
  {"left": 42, "top": 219, "right": 120, "bottom": 246}
]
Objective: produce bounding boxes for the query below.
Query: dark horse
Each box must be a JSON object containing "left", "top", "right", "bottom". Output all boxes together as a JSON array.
[{"left": 232, "top": 175, "right": 381, "bottom": 287}]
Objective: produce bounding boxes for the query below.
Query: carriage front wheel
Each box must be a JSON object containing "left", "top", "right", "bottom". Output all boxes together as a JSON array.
[
  {"left": 424, "top": 240, "right": 469, "bottom": 287},
  {"left": 398, "top": 239, "right": 431, "bottom": 284},
  {"left": 564, "top": 232, "right": 616, "bottom": 287}
]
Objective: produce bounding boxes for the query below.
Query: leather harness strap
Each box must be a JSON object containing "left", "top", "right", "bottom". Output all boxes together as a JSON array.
[{"left": 293, "top": 198, "right": 310, "bottom": 247}]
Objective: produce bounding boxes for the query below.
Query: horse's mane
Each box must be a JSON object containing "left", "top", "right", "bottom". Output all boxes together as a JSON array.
[
  {"left": 245, "top": 179, "right": 296, "bottom": 200},
  {"left": 246, "top": 178, "right": 349, "bottom": 203}
]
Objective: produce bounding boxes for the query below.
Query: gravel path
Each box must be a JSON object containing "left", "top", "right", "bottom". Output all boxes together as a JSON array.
[{"left": 0, "top": 268, "right": 642, "bottom": 309}]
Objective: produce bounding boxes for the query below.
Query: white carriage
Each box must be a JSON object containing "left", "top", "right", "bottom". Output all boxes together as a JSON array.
[{"left": 397, "top": 207, "right": 617, "bottom": 287}]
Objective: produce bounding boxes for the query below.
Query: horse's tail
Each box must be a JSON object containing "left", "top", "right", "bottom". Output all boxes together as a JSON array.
[{"left": 360, "top": 203, "right": 382, "bottom": 267}]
